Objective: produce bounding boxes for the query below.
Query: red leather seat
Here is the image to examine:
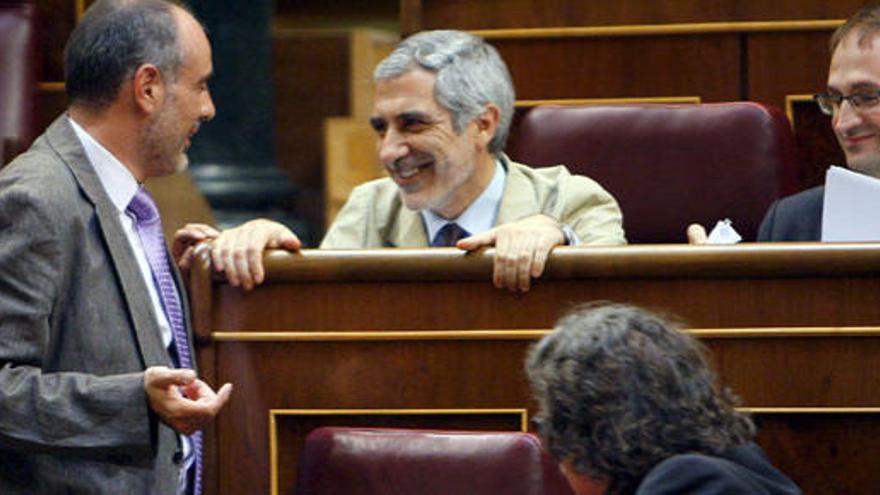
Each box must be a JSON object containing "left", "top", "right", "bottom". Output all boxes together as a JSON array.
[
  {"left": 507, "top": 103, "right": 800, "bottom": 243},
  {"left": 0, "top": 1, "right": 37, "bottom": 166},
  {"left": 294, "top": 427, "right": 575, "bottom": 495}
]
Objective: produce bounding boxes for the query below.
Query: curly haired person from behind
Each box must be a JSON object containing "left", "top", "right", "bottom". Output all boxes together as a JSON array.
[{"left": 526, "top": 303, "right": 801, "bottom": 495}]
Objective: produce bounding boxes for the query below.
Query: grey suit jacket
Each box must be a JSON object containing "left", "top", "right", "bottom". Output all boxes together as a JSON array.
[
  {"left": 321, "top": 157, "right": 626, "bottom": 248},
  {"left": 0, "top": 116, "right": 187, "bottom": 494}
]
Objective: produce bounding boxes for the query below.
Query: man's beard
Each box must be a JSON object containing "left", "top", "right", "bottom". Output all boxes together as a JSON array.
[{"left": 140, "top": 96, "right": 189, "bottom": 177}]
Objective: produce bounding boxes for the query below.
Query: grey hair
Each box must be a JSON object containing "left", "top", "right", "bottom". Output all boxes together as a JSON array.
[
  {"left": 64, "top": 0, "right": 189, "bottom": 110},
  {"left": 526, "top": 302, "right": 755, "bottom": 495},
  {"left": 374, "top": 30, "right": 515, "bottom": 155}
]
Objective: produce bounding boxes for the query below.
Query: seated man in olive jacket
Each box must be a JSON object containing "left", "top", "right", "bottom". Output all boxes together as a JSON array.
[{"left": 177, "top": 30, "right": 625, "bottom": 292}]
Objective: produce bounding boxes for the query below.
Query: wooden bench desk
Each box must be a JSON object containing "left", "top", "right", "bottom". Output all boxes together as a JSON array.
[{"left": 189, "top": 243, "right": 880, "bottom": 495}]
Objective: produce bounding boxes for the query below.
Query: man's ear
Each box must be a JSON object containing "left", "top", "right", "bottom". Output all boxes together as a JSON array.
[
  {"left": 131, "top": 64, "right": 165, "bottom": 115},
  {"left": 473, "top": 103, "right": 501, "bottom": 150}
]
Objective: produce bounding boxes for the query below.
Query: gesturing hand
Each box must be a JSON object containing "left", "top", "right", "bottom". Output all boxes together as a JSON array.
[{"left": 144, "top": 366, "right": 233, "bottom": 435}]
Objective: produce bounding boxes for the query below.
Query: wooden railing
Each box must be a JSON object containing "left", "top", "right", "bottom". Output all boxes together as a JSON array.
[{"left": 190, "top": 244, "right": 880, "bottom": 495}]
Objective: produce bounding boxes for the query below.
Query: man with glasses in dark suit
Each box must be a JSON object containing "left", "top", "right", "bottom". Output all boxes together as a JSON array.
[
  {"left": 689, "top": 6, "right": 880, "bottom": 242},
  {"left": 758, "top": 6, "right": 880, "bottom": 241}
]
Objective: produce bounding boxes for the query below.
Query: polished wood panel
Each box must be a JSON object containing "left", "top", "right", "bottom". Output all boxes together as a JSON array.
[
  {"left": 274, "top": 0, "right": 397, "bottom": 29},
  {"left": 190, "top": 244, "right": 880, "bottom": 495},
  {"left": 34, "top": 0, "right": 88, "bottom": 80},
  {"left": 35, "top": 0, "right": 77, "bottom": 81},
  {"left": 791, "top": 98, "right": 845, "bottom": 187},
  {"left": 208, "top": 276, "right": 880, "bottom": 332},
  {"left": 321, "top": 31, "right": 395, "bottom": 227},
  {"left": 756, "top": 412, "right": 880, "bottom": 494},
  {"left": 748, "top": 31, "right": 831, "bottom": 105},
  {"left": 273, "top": 30, "right": 350, "bottom": 185},
  {"left": 747, "top": 30, "right": 847, "bottom": 178},
  {"left": 35, "top": 85, "right": 67, "bottom": 133},
  {"left": 323, "top": 117, "right": 383, "bottom": 227},
  {"left": 471, "top": 21, "right": 844, "bottom": 40},
  {"left": 272, "top": 29, "right": 350, "bottom": 234},
  {"left": 496, "top": 35, "right": 741, "bottom": 101},
  {"left": 272, "top": 28, "right": 395, "bottom": 239},
  {"left": 702, "top": 335, "right": 880, "bottom": 407},
  {"left": 746, "top": 29, "right": 840, "bottom": 189},
  {"left": 399, "top": 0, "right": 421, "bottom": 35},
  {"left": 404, "top": 1, "right": 863, "bottom": 32}
]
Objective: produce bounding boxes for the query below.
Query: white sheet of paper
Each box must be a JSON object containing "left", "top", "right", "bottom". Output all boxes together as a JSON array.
[
  {"left": 821, "top": 165, "right": 880, "bottom": 241},
  {"left": 706, "top": 218, "right": 742, "bottom": 244}
]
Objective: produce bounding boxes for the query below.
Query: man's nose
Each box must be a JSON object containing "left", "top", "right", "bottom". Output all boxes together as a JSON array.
[
  {"left": 378, "top": 129, "right": 409, "bottom": 165},
  {"left": 834, "top": 98, "right": 862, "bottom": 134},
  {"left": 202, "top": 91, "right": 216, "bottom": 121}
]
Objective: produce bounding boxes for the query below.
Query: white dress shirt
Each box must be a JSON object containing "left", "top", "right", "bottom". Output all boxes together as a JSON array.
[
  {"left": 421, "top": 158, "right": 579, "bottom": 245},
  {"left": 421, "top": 159, "right": 506, "bottom": 240}
]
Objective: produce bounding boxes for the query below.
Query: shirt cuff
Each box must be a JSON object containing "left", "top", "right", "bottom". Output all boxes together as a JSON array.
[{"left": 561, "top": 224, "right": 580, "bottom": 245}]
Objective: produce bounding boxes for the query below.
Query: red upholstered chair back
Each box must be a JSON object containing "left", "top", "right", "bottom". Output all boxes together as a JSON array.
[
  {"left": 0, "top": 1, "right": 38, "bottom": 166},
  {"left": 507, "top": 103, "right": 801, "bottom": 243},
  {"left": 294, "top": 427, "right": 577, "bottom": 495}
]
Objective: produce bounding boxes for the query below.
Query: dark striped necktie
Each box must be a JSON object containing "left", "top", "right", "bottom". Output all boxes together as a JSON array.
[{"left": 431, "top": 222, "right": 470, "bottom": 247}]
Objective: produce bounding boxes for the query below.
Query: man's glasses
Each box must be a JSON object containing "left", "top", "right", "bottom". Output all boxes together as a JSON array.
[{"left": 814, "top": 91, "right": 880, "bottom": 116}]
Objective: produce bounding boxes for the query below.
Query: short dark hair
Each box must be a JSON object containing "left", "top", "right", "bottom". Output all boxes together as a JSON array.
[
  {"left": 830, "top": 5, "right": 880, "bottom": 54},
  {"left": 64, "top": 0, "right": 186, "bottom": 109},
  {"left": 526, "top": 302, "right": 754, "bottom": 495}
]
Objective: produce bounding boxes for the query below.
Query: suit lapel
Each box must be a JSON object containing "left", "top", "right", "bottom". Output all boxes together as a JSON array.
[
  {"left": 45, "top": 116, "right": 170, "bottom": 368},
  {"left": 496, "top": 157, "right": 539, "bottom": 225},
  {"left": 388, "top": 207, "right": 429, "bottom": 247}
]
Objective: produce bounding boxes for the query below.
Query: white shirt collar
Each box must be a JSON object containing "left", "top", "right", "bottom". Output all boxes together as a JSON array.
[
  {"left": 422, "top": 158, "right": 507, "bottom": 241},
  {"left": 68, "top": 116, "right": 140, "bottom": 214}
]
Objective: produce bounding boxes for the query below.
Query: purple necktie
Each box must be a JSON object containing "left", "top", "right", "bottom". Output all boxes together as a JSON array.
[
  {"left": 127, "top": 186, "right": 202, "bottom": 495},
  {"left": 431, "top": 222, "right": 470, "bottom": 247}
]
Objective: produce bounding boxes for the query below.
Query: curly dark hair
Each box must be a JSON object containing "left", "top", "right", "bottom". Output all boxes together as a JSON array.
[{"left": 525, "top": 302, "right": 754, "bottom": 494}]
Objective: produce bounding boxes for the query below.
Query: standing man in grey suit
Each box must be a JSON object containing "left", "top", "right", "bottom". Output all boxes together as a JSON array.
[{"left": 0, "top": 1, "right": 231, "bottom": 493}]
